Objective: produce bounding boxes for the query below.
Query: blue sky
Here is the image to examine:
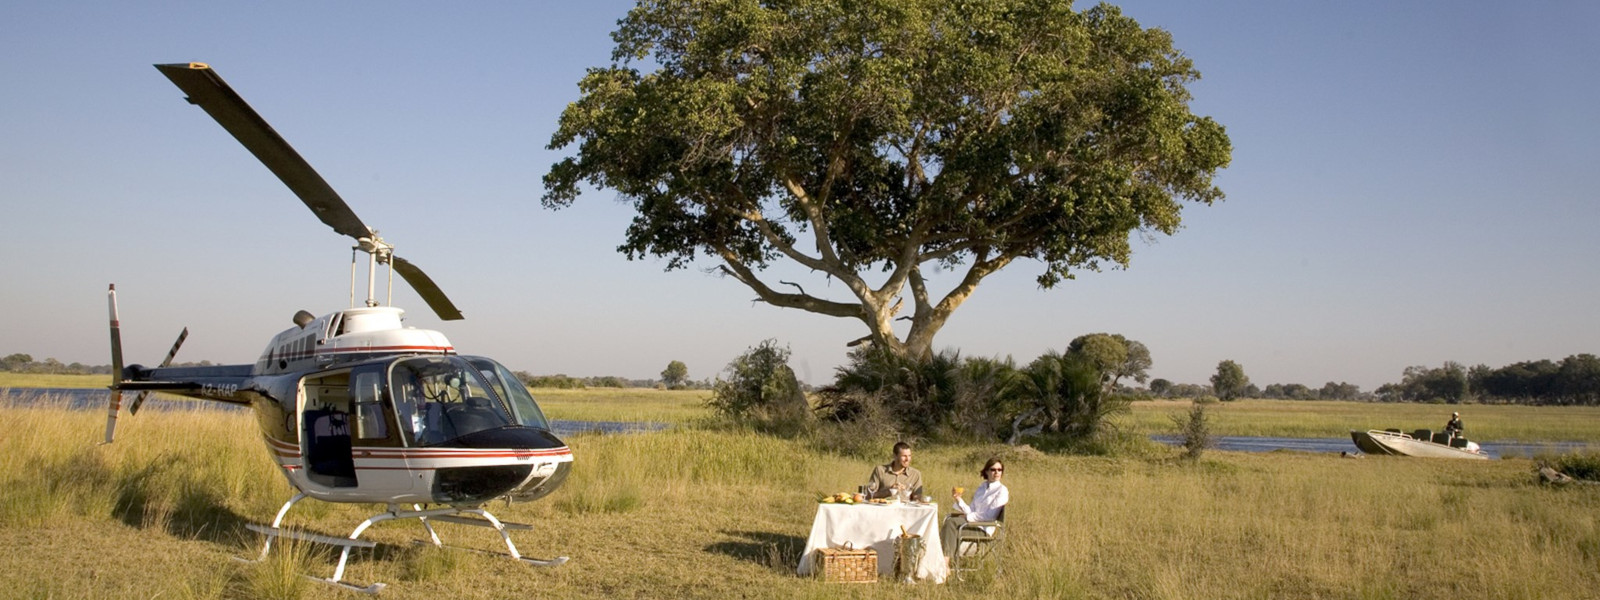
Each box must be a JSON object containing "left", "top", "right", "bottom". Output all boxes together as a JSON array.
[{"left": 3, "top": 1, "right": 1596, "bottom": 391}]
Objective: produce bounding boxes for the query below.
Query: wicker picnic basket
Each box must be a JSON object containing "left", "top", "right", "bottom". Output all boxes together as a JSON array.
[{"left": 815, "top": 542, "right": 877, "bottom": 583}]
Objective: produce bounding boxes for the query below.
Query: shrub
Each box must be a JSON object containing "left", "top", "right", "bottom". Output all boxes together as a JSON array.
[
  {"left": 707, "top": 340, "right": 810, "bottom": 436},
  {"left": 1011, "top": 351, "right": 1130, "bottom": 443},
  {"left": 1544, "top": 451, "right": 1600, "bottom": 481},
  {"left": 816, "top": 347, "right": 1021, "bottom": 443},
  {"left": 1172, "top": 401, "right": 1214, "bottom": 461}
]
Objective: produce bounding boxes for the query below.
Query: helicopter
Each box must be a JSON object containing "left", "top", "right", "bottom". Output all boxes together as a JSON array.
[{"left": 102, "top": 62, "right": 573, "bottom": 593}]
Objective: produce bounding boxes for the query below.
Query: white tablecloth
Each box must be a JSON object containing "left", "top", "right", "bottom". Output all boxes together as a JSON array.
[{"left": 796, "top": 502, "right": 947, "bottom": 583}]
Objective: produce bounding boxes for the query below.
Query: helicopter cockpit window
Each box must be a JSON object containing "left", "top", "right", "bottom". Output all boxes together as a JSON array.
[
  {"left": 389, "top": 356, "right": 514, "bottom": 446},
  {"left": 465, "top": 356, "right": 551, "bottom": 430}
]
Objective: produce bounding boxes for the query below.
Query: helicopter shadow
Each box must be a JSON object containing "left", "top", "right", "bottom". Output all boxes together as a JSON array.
[
  {"left": 704, "top": 529, "right": 807, "bottom": 572},
  {"left": 110, "top": 460, "right": 255, "bottom": 547}
]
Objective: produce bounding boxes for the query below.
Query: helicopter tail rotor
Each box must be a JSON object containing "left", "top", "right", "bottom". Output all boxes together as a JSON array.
[
  {"left": 105, "top": 285, "right": 125, "bottom": 444},
  {"left": 130, "top": 327, "right": 188, "bottom": 415}
]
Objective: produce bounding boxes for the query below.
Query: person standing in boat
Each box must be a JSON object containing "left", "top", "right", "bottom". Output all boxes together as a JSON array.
[{"left": 1444, "top": 412, "right": 1464, "bottom": 441}]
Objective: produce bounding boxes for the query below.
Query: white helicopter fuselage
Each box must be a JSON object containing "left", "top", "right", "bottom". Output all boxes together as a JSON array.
[{"left": 119, "top": 305, "right": 572, "bottom": 507}]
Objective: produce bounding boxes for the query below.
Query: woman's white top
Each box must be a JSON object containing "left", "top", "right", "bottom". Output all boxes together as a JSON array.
[{"left": 954, "top": 480, "right": 1009, "bottom": 523}]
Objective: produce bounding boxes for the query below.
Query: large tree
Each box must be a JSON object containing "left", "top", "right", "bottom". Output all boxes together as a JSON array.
[
  {"left": 545, "top": 0, "right": 1231, "bottom": 361},
  {"left": 1211, "top": 359, "right": 1249, "bottom": 401},
  {"left": 1067, "top": 332, "right": 1151, "bottom": 389},
  {"left": 661, "top": 359, "right": 690, "bottom": 388}
]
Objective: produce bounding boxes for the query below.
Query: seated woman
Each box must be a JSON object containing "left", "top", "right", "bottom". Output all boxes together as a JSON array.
[{"left": 941, "top": 457, "right": 1009, "bottom": 560}]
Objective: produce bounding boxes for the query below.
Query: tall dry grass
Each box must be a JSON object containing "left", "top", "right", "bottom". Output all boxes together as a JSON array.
[{"left": 3, "top": 395, "right": 1599, "bottom": 598}]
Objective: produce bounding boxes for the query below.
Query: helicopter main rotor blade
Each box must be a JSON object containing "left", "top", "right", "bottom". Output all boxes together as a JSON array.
[
  {"left": 154, "top": 63, "right": 371, "bottom": 240},
  {"left": 392, "top": 256, "right": 463, "bottom": 321}
]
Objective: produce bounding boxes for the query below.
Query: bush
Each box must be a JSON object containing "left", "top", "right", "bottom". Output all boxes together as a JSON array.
[
  {"left": 819, "top": 346, "right": 1133, "bottom": 449},
  {"left": 816, "top": 347, "right": 1021, "bottom": 443},
  {"left": 1172, "top": 401, "right": 1214, "bottom": 461},
  {"left": 1011, "top": 351, "right": 1130, "bottom": 443},
  {"left": 707, "top": 340, "right": 810, "bottom": 436},
  {"left": 1543, "top": 451, "right": 1600, "bottom": 481}
]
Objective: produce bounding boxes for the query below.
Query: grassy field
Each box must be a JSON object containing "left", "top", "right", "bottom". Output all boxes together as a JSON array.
[
  {"left": 1116, "top": 399, "right": 1600, "bottom": 443},
  {"left": 0, "top": 372, "right": 110, "bottom": 389},
  {"left": 532, "top": 388, "right": 711, "bottom": 424},
  {"left": 2, "top": 391, "right": 1599, "bottom": 599}
]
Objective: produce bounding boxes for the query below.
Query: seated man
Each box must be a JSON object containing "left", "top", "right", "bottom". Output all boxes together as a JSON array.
[
  {"left": 865, "top": 441, "right": 923, "bottom": 500},
  {"left": 1444, "top": 411, "right": 1464, "bottom": 441}
]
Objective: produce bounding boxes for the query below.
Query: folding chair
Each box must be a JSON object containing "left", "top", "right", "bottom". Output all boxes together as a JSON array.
[{"left": 950, "top": 505, "right": 1006, "bottom": 581}]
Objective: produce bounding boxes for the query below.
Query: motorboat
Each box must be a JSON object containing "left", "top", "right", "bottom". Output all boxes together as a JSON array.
[{"left": 1350, "top": 428, "right": 1489, "bottom": 459}]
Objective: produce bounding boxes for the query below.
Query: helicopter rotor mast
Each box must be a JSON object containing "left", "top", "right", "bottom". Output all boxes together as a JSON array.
[{"left": 154, "top": 62, "right": 463, "bottom": 321}]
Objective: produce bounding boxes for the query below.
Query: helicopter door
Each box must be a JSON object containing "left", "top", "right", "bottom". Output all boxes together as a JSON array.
[
  {"left": 350, "top": 367, "right": 400, "bottom": 446},
  {"left": 302, "top": 372, "right": 358, "bottom": 488}
]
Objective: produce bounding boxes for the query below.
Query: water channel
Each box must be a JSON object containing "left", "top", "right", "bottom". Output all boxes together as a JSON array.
[{"left": 6, "top": 388, "right": 1592, "bottom": 456}]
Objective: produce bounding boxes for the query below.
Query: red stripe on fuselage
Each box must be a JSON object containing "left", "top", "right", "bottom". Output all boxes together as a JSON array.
[{"left": 263, "top": 435, "right": 568, "bottom": 461}]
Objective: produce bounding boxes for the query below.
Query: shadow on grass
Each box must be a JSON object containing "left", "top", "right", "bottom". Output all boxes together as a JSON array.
[
  {"left": 111, "top": 460, "right": 255, "bottom": 546},
  {"left": 706, "top": 529, "right": 807, "bottom": 573}
]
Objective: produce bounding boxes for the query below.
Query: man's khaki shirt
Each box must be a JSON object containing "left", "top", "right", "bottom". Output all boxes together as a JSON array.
[{"left": 866, "top": 463, "right": 924, "bottom": 499}]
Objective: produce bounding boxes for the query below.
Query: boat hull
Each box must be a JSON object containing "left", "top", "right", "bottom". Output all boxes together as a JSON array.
[{"left": 1350, "top": 430, "right": 1489, "bottom": 459}]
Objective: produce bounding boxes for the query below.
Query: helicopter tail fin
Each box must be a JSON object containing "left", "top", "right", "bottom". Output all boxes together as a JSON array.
[
  {"left": 105, "top": 285, "right": 125, "bottom": 444},
  {"left": 104, "top": 286, "right": 194, "bottom": 441}
]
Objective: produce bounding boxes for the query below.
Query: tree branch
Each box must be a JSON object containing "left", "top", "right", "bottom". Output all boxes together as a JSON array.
[{"left": 714, "top": 247, "right": 860, "bottom": 318}]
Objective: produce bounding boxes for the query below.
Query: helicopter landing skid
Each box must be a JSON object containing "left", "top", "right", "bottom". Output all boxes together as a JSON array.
[
  {"left": 240, "top": 493, "right": 567, "bottom": 594},
  {"left": 413, "top": 513, "right": 571, "bottom": 566},
  {"left": 235, "top": 524, "right": 387, "bottom": 594}
]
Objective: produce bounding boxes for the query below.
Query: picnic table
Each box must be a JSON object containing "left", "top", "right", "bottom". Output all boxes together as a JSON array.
[{"left": 796, "top": 501, "right": 947, "bottom": 583}]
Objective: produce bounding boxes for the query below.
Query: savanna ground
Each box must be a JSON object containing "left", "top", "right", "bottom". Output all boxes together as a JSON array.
[{"left": 2, "top": 380, "right": 1598, "bottom": 599}]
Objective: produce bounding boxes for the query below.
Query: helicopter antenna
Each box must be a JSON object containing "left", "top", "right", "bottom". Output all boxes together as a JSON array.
[
  {"left": 348, "top": 247, "right": 359, "bottom": 309},
  {"left": 156, "top": 62, "right": 463, "bottom": 320},
  {"left": 386, "top": 256, "right": 395, "bottom": 307}
]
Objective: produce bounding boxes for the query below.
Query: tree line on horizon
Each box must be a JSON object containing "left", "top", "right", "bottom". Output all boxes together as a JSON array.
[
  {"left": 8, "top": 350, "right": 1598, "bottom": 407},
  {"left": 1369, "top": 355, "right": 1600, "bottom": 406}
]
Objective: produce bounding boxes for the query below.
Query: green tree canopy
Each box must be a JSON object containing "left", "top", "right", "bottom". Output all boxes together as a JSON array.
[
  {"left": 545, "top": 0, "right": 1231, "bottom": 361},
  {"left": 0, "top": 353, "right": 33, "bottom": 371},
  {"left": 708, "top": 339, "right": 809, "bottom": 433},
  {"left": 1067, "top": 332, "right": 1150, "bottom": 389},
  {"left": 1148, "top": 377, "right": 1172, "bottom": 396},
  {"left": 1210, "top": 359, "right": 1249, "bottom": 401},
  {"left": 661, "top": 360, "right": 690, "bottom": 388}
]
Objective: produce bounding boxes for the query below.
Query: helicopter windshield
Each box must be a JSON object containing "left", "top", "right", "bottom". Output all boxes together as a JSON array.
[
  {"left": 389, "top": 356, "right": 514, "bottom": 446},
  {"left": 465, "top": 356, "right": 551, "bottom": 430}
]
